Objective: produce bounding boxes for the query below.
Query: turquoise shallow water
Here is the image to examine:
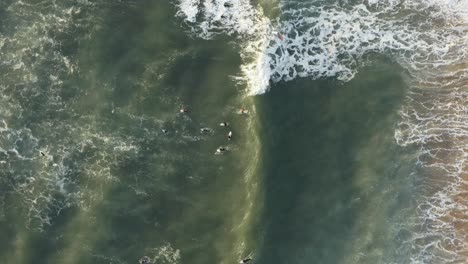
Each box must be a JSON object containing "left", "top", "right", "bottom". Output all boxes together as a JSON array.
[{"left": 0, "top": 0, "right": 467, "bottom": 263}]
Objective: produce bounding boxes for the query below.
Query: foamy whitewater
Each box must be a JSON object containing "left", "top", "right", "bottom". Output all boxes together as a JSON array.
[
  {"left": 177, "top": 0, "right": 468, "bottom": 262},
  {"left": 0, "top": 0, "right": 466, "bottom": 262},
  {"left": 0, "top": 0, "right": 149, "bottom": 230}
]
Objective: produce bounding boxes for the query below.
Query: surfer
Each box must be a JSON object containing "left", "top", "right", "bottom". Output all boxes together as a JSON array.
[
  {"left": 162, "top": 129, "right": 168, "bottom": 134},
  {"left": 219, "top": 122, "right": 229, "bottom": 127},
  {"left": 139, "top": 256, "right": 151, "bottom": 264},
  {"left": 40, "top": 151, "right": 46, "bottom": 157},
  {"left": 224, "top": 2, "right": 233, "bottom": 8},
  {"left": 239, "top": 108, "right": 249, "bottom": 114},
  {"left": 239, "top": 258, "right": 252, "bottom": 263},
  {"left": 278, "top": 33, "right": 284, "bottom": 41},
  {"left": 179, "top": 108, "right": 189, "bottom": 113},
  {"left": 215, "top": 147, "right": 227, "bottom": 154},
  {"left": 227, "top": 131, "right": 232, "bottom": 140},
  {"left": 200, "top": 128, "right": 211, "bottom": 133}
]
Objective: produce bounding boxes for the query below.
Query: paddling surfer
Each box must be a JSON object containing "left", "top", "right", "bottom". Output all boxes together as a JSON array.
[
  {"left": 215, "top": 147, "right": 227, "bottom": 154},
  {"left": 238, "top": 108, "right": 249, "bottom": 114}
]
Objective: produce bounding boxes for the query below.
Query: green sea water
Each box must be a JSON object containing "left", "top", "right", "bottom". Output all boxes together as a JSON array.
[{"left": 0, "top": 0, "right": 466, "bottom": 263}]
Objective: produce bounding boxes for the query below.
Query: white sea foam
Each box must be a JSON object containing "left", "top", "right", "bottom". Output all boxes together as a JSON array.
[
  {"left": 177, "top": 0, "right": 267, "bottom": 39},
  {"left": 149, "top": 243, "right": 181, "bottom": 264},
  {"left": 394, "top": 69, "right": 468, "bottom": 262},
  {"left": 177, "top": 1, "right": 467, "bottom": 94},
  {"left": 0, "top": 0, "right": 145, "bottom": 230},
  {"left": 390, "top": 2, "right": 467, "bottom": 259},
  {"left": 0, "top": 1, "right": 80, "bottom": 228},
  {"left": 176, "top": 0, "right": 468, "bottom": 261},
  {"left": 176, "top": 0, "right": 273, "bottom": 93},
  {"left": 402, "top": 0, "right": 468, "bottom": 24},
  {"left": 177, "top": 0, "right": 200, "bottom": 23}
]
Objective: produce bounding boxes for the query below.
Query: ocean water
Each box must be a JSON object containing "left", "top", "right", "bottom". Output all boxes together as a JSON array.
[{"left": 0, "top": 0, "right": 466, "bottom": 263}]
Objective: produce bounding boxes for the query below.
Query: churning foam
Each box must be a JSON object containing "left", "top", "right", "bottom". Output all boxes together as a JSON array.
[
  {"left": 395, "top": 63, "right": 468, "bottom": 262},
  {"left": 176, "top": 0, "right": 468, "bottom": 261},
  {"left": 176, "top": 0, "right": 273, "bottom": 94},
  {"left": 176, "top": 0, "right": 267, "bottom": 38},
  {"left": 0, "top": 0, "right": 146, "bottom": 230},
  {"left": 390, "top": 1, "right": 468, "bottom": 262},
  {"left": 176, "top": 0, "right": 466, "bottom": 94}
]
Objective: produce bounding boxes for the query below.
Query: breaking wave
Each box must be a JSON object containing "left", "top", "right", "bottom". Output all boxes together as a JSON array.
[
  {"left": 176, "top": 0, "right": 468, "bottom": 261},
  {"left": 176, "top": 0, "right": 467, "bottom": 94}
]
